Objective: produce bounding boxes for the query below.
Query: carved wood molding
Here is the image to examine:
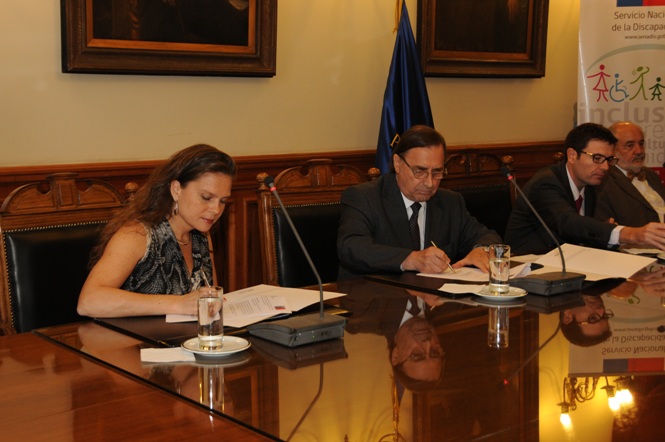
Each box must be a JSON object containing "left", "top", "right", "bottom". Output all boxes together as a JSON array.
[{"left": 0, "top": 141, "right": 564, "bottom": 291}]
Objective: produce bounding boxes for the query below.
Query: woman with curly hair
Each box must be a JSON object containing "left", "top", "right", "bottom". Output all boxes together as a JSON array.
[{"left": 77, "top": 144, "right": 236, "bottom": 318}]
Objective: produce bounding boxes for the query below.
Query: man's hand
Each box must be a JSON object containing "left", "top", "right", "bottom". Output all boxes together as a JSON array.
[
  {"left": 401, "top": 246, "right": 451, "bottom": 274},
  {"left": 620, "top": 222, "right": 665, "bottom": 251},
  {"left": 453, "top": 247, "right": 491, "bottom": 272}
]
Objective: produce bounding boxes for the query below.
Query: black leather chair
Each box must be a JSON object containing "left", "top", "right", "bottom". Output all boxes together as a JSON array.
[
  {"left": 444, "top": 151, "right": 516, "bottom": 238},
  {"left": 256, "top": 159, "right": 379, "bottom": 288},
  {"left": 0, "top": 173, "right": 130, "bottom": 335}
]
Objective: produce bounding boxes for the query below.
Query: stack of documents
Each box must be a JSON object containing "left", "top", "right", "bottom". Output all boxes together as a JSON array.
[{"left": 166, "top": 284, "right": 344, "bottom": 328}]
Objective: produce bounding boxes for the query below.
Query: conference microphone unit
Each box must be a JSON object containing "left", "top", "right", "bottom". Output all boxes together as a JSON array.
[
  {"left": 501, "top": 166, "right": 585, "bottom": 296},
  {"left": 246, "top": 176, "right": 346, "bottom": 347}
]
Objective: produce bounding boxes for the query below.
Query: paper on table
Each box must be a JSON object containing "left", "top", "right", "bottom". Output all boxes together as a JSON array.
[
  {"left": 621, "top": 246, "right": 661, "bottom": 255},
  {"left": 419, "top": 263, "right": 530, "bottom": 282},
  {"left": 140, "top": 347, "right": 195, "bottom": 363},
  {"left": 167, "top": 294, "right": 289, "bottom": 327},
  {"left": 439, "top": 283, "right": 487, "bottom": 295},
  {"left": 533, "top": 243, "right": 656, "bottom": 281},
  {"left": 166, "top": 284, "right": 345, "bottom": 328}
]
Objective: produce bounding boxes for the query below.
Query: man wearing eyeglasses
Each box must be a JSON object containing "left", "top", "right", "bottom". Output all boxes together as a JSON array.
[
  {"left": 337, "top": 125, "right": 501, "bottom": 279},
  {"left": 505, "top": 123, "right": 665, "bottom": 255},
  {"left": 560, "top": 295, "right": 613, "bottom": 347},
  {"left": 595, "top": 121, "right": 665, "bottom": 227}
]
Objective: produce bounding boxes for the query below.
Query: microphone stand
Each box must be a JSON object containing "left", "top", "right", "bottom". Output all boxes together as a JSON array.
[
  {"left": 503, "top": 168, "right": 568, "bottom": 274},
  {"left": 246, "top": 176, "right": 346, "bottom": 347},
  {"left": 286, "top": 363, "right": 324, "bottom": 441},
  {"left": 269, "top": 181, "right": 325, "bottom": 318},
  {"left": 501, "top": 167, "right": 585, "bottom": 296}
]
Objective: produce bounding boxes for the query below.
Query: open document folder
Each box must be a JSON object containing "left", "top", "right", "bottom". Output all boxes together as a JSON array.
[{"left": 166, "top": 284, "right": 344, "bottom": 328}]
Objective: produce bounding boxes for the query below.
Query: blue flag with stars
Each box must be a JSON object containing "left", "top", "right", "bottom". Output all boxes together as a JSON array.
[{"left": 375, "top": 1, "right": 434, "bottom": 174}]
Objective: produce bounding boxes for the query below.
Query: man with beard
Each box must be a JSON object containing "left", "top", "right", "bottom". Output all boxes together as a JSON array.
[
  {"left": 595, "top": 121, "right": 665, "bottom": 227},
  {"left": 505, "top": 123, "right": 665, "bottom": 255}
]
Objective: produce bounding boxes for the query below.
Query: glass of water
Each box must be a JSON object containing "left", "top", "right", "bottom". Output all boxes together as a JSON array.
[
  {"left": 489, "top": 244, "right": 510, "bottom": 295},
  {"left": 197, "top": 286, "right": 224, "bottom": 350},
  {"left": 487, "top": 306, "right": 509, "bottom": 348}
]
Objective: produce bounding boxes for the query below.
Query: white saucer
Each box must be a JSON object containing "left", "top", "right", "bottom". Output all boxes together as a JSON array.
[
  {"left": 182, "top": 336, "right": 251, "bottom": 357},
  {"left": 472, "top": 296, "right": 527, "bottom": 308},
  {"left": 193, "top": 352, "right": 251, "bottom": 367},
  {"left": 476, "top": 285, "right": 528, "bottom": 301}
]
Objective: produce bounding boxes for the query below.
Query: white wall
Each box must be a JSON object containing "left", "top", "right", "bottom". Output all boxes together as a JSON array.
[{"left": 0, "top": 0, "right": 579, "bottom": 166}]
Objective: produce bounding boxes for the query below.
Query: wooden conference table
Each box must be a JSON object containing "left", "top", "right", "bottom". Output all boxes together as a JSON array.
[{"left": 2, "top": 268, "right": 665, "bottom": 441}]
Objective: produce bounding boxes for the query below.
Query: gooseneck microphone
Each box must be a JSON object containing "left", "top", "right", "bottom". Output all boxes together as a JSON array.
[
  {"left": 265, "top": 176, "right": 325, "bottom": 318},
  {"left": 501, "top": 166, "right": 585, "bottom": 296},
  {"left": 246, "top": 176, "right": 346, "bottom": 347}
]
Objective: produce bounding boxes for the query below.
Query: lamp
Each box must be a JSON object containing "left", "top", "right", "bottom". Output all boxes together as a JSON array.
[
  {"left": 601, "top": 376, "right": 619, "bottom": 411},
  {"left": 558, "top": 375, "right": 636, "bottom": 421},
  {"left": 558, "top": 376, "right": 600, "bottom": 424},
  {"left": 614, "top": 376, "right": 634, "bottom": 407},
  {"left": 557, "top": 377, "right": 577, "bottom": 425}
]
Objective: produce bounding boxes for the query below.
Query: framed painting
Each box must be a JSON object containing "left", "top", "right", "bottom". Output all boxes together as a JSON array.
[
  {"left": 417, "top": 0, "right": 549, "bottom": 78},
  {"left": 61, "top": 0, "right": 277, "bottom": 77}
]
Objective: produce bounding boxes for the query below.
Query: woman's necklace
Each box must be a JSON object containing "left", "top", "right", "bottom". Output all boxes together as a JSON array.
[{"left": 176, "top": 232, "right": 191, "bottom": 246}]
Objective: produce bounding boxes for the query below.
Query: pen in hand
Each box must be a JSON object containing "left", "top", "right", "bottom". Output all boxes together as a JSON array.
[{"left": 431, "top": 241, "right": 456, "bottom": 273}]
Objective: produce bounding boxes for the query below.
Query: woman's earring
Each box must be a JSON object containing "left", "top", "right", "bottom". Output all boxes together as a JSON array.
[{"left": 173, "top": 201, "right": 179, "bottom": 216}]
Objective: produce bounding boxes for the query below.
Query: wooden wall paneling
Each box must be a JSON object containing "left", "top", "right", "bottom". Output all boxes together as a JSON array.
[{"left": 0, "top": 143, "right": 563, "bottom": 293}]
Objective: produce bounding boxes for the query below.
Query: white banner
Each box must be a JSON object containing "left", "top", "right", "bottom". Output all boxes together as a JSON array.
[{"left": 578, "top": 0, "right": 665, "bottom": 168}]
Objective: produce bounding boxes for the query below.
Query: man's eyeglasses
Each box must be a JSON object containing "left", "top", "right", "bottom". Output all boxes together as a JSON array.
[
  {"left": 399, "top": 155, "right": 445, "bottom": 180},
  {"left": 579, "top": 151, "right": 619, "bottom": 166},
  {"left": 576, "top": 309, "right": 614, "bottom": 325},
  {"left": 397, "top": 348, "right": 444, "bottom": 365}
]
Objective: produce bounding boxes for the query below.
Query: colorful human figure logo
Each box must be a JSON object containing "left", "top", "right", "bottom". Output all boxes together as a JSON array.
[
  {"left": 587, "top": 64, "right": 611, "bottom": 102},
  {"left": 649, "top": 77, "right": 663, "bottom": 101},
  {"left": 630, "top": 65, "right": 650, "bottom": 101},
  {"left": 610, "top": 73, "right": 629, "bottom": 102},
  {"left": 587, "top": 63, "right": 663, "bottom": 103}
]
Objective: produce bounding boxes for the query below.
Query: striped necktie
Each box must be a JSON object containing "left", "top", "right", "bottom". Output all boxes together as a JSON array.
[{"left": 409, "top": 202, "right": 421, "bottom": 250}]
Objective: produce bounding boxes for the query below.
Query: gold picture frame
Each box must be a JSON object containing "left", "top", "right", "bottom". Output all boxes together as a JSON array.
[
  {"left": 418, "top": 0, "right": 549, "bottom": 78},
  {"left": 61, "top": 0, "right": 277, "bottom": 77}
]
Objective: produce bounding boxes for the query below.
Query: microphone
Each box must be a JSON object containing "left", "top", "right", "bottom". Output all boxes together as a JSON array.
[
  {"left": 246, "top": 176, "right": 346, "bottom": 347},
  {"left": 502, "top": 323, "right": 561, "bottom": 388},
  {"left": 501, "top": 166, "right": 585, "bottom": 296}
]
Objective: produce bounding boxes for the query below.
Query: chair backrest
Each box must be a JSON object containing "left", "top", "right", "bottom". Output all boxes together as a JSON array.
[
  {"left": 0, "top": 173, "right": 130, "bottom": 334},
  {"left": 444, "top": 151, "right": 515, "bottom": 238},
  {"left": 257, "top": 159, "right": 379, "bottom": 287}
]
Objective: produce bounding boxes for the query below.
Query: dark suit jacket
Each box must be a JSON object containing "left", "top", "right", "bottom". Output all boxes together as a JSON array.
[
  {"left": 504, "top": 162, "right": 615, "bottom": 255},
  {"left": 595, "top": 166, "right": 665, "bottom": 227},
  {"left": 337, "top": 173, "right": 501, "bottom": 279}
]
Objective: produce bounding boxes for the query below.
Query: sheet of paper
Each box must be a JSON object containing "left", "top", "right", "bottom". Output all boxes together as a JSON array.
[
  {"left": 224, "top": 284, "right": 344, "bottom": 311},
  {"left": 140, "top": 347, "right": 195, "bottom": 363},
  {"left": 418, "top": 263, "right": 530, "bottom": 282},
  {"left": 621, "top": 246, "right": 661, "bottom": 255},
  {"left": 165, "top": 284, "right": 346, "bottom": 328},
  {"left": 438, "top": 283, "right": 486, "bottom": 295},
  {"left": 534, "top": 243, "right": 656, "bottom": 280}
]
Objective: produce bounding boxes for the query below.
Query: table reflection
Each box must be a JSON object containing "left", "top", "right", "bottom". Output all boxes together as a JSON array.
[
  {"left": 560, "top": 295, "right": 613, "bottom": 347},
  {"left": 560, "top": 264, "right": 665, "bottom": 441},
  {"left": 33, "top": 268, "right": 665, "bottom": 441},
  {"left": 338, "top": 278, "right": 539, "bottom": 441},
  {"left": 74, "top": 322, "right": 242, "bottom": 417}
]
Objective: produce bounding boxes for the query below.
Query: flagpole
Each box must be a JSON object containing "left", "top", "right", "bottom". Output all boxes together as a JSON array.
[{"left": 394, "top": 0, "right": 402, "bottom": 32}]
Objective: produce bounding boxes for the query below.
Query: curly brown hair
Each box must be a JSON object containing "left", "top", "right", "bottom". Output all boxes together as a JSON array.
[{"left": 89, "top": 144, "right": 237, "bottom": 266}]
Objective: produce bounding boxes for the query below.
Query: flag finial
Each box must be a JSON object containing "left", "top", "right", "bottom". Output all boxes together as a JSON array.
[{"left": 394, "top": 0, "right": 403, "bottom": 32}]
